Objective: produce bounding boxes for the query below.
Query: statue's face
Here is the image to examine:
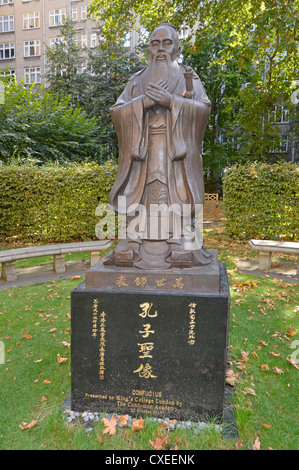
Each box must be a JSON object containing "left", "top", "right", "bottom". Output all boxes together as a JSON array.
[{"left": 149, "top": 26, "right": 180, "bottom": 63}]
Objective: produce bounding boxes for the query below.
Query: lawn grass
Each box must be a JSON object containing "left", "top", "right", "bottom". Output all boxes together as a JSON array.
[{"left": 0, "top": 221, "right": 298, "bottom": 450}]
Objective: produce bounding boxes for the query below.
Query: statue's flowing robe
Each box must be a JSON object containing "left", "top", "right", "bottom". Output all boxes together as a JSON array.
[{"left": 109, "top": 65, "right": 211, "bottom": 219}]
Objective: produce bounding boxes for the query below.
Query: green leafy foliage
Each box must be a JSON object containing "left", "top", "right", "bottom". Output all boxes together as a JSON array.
[
  {"left": 0, "top": 77, "right": 104, "bottom": 164},
  {"left": 183, "top": 32, "right": 254, "bottom": 191},
  {"left": 90, "top": 0, "right": 299, "bottom": 163},
  {"left": 0, "top": 162, "right": 117, "bottom": 243},
  {"left": 84, "top": 42, "right": 144, "bottom": 158},
  {"left": 223, "top": 162, "right": 299, "bottom": 240},
  {"left": 45, "top": 17, "right": 144, "bottom": 160},
  {"left": 44, "top": 16, "right": 89, "bottom": 106}
]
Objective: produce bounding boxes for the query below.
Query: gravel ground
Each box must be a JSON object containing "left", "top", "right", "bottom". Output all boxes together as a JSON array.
[{"left": 62, "top": 407, "right": 223, "bottom": 434}]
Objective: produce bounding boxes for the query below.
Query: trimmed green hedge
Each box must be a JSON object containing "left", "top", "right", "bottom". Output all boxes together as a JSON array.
[
  {"left": 0, "top": 162, "right": 117, "bottom": 243},
  {"left": 223, "top": 162, "right": 299, "bottom": 241}
]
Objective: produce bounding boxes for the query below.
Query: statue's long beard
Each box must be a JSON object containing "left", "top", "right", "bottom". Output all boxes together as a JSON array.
[
  {"left": 144, "top": 57, "right": 180, "bottom": 93},
  {"left": 149, "top": 59, "right": 171, "bottom": 83}
]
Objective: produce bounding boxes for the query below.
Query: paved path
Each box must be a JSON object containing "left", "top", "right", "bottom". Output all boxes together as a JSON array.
[
  {"left": 0, "top": 260, "right": 87, "bottom": 291},
  {"left": 236, "top": 259, "right": 298, "bottom": 282}
]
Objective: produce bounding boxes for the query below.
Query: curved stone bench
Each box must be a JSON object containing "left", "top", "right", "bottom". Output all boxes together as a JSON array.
[
  {"left": 0, "top": 240, "right": 112, "bottom": 282},
  {"left": 248, "top": 239, "right": 299, "bottom": 274}
]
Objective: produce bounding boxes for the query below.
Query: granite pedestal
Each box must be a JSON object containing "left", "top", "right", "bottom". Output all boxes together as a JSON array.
[{"left": 71, "top": 252, "right": 230, "bottom": 423}]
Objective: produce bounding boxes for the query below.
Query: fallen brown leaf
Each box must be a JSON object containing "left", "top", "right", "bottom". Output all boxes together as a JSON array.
[
  {"left": 132, "top": 417, "right": 145, "bottom": 431},
  {"left": 261, "top": 423, "right": 271, "bottom": 429},
  {"left": 226, "top": 369, "right": 237, "bottom": 386},
  {"left": 20, "top": 419, "right": 38, "bottom": 430},
  {"left": 252, "top": 436, "right": 260, "bottom": 450},
  {"left": 117, "top": 414, "right": 129, "bottom": 426},
  {"left": 273, "top": 366, "right": 284, "bottom": 374},
  {"left": 102, "top": 416, "right": 117, "bottom": 435},
  {"left": 286, "top": 356, "right": 299, "bottom": 370},
  {"left": 269, "top": 351, "right": 280, "bottom": 358},
  {"left": 150, "top": 436, "right": 168, "bottom": 450},
  {"left": 235, "top": 438, "right": 243, "bottom": 450},
  {"left": 57, "top": 354, "right": 67, "bottom": 363}
]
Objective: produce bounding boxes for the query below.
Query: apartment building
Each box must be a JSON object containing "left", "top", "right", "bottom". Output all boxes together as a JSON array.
[{"left": 0, "top": 0, "right": 101, "bottom": 84}]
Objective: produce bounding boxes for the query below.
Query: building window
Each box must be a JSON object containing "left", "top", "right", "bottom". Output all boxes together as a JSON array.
[
  {"left": 124, "top": 32, "right": 131, "bottom": 48},
  {"left": 0, "top": 15, "right": 14, "bottom": 32},
  {"left": 72, "top": 8, "right": 77, "bottom": 21},
  {"left": 49, "top": 37, "right": 64, "bottom": 47},
  {"left": 81, "top": 34, "right": 87, "bottom": 47},
  {"left": 179, "top": 27, "right": 189, "bottom": 39},
  {"left": 0, "top": 42, "right": 14, "bottom": 59},
  {"left": 49, "top": 9, "right": 66, "bottom": 27},
  {"left": 24, "top": 66, "right": 41, "bottom": 84},
  {"left": 24, "top": 39, "right": 40, "bottom": 57},
  {"left": 0, "top": 0, "right": 14, "bottom": 5},
  {"left": 90, "top": 33, "right": 97, "bottom": 48},
  {"left": 79, "top": 62, "right": 87, "bottom": 74},
  {"left": 0, "top": 68, "right": 15, "bottom": 78},
  {"left": 81, "top": 6, "right": 87, "bottom": 20},
  {"left": 23, "top": 12, "right": 40, "bottom": 29}
]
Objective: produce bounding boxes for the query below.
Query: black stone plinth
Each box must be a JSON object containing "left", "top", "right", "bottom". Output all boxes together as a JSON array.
[{"left": 71, "top": 262, "right": 230, "bottom": 422}]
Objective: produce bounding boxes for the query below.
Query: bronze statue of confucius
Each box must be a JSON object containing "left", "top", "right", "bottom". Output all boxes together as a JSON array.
[{"left": 104, "top": 24, "right": 212, "bottom": 270}]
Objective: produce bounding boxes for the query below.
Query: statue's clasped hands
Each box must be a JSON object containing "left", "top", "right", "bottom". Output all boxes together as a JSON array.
[{"left": 145, "top": 79, "right": 172, "bottom": 109}]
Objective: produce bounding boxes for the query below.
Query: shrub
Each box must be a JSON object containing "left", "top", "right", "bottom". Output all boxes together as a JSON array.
[
  {"left": 0, "top": 77, "right": 104, "bottom": 164},
  {"left": 223, "top": 161, "right": 299, "bottom": 241},
  {"left": 0, "top": 161, "right": 117, "bottom": 243}
]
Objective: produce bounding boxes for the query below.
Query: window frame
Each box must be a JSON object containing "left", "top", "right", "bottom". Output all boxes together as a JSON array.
[
  {"left": 0, "top": 15, "right": 14, "bottom": 32},
  {"left": 24, "top": 39, "right": 40, "bottom": 57},
  {"left": 23, "top": 12, "right": 40, "bottom": 30},
  {"left": 24, "top": 66, "right": 41, "bottom": 85}
]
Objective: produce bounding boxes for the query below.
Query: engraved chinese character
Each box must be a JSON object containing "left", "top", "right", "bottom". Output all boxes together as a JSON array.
[
  {"left": 139, "top": 302, "right": 158, "bottom": 318},
  {"left": 138, "top": 342, "right": 154, "bottom": 358},
  {"left": 155, "top": 278, "right": 166, "bottom": 287},
  {"left": 189, "top": 302, "right": 197, "bottom": 308},
  {"left": 173, "top": 278, "right": 184, "bottom": 289},
  {"left": 133, "top": 363, "right": 157, "bottom": 378},
  {"left": 115, "top": 275, "right": 128, "bottom": 287},
  {"left": 139, "top": 323, "right": 155, "bottom": 338},
  {"left": 134, "top": 277, "right": 147, "bottom": 287}
]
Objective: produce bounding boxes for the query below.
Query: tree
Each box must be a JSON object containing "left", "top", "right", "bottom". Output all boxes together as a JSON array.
[
  {"left": 183, "top": 30, "right": 254, "bottom": 189},
  {"left": 89, "top": 0, "right": 299, "bottom": 162},
  {"left": 0, "top": 77, "right": 103, "bottom": 164},
  {"left": 45, "top": 17, "right": 144, "bottom": 159},
  {"left": 84, "top": 41, "right": 144, "bottom": 158},
  {"left": 45, "top": 16, "right": 88, "bottom": 107}
]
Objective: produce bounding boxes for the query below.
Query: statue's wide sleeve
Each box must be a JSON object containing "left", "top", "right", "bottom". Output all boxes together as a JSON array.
[
  {"left": 168, "top": 78, "right": 211, "bottom": 209},
  {"left": 108, "top": 82, "right": 148, "bottom": 211}
]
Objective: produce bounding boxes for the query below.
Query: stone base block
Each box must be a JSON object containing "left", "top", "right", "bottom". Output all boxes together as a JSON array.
[
  {"left": 85, "top": 249, "right": 220, "bottom": 294},
  {"left": 71, "top": 262, "right": 230, "bottom": 422}
]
